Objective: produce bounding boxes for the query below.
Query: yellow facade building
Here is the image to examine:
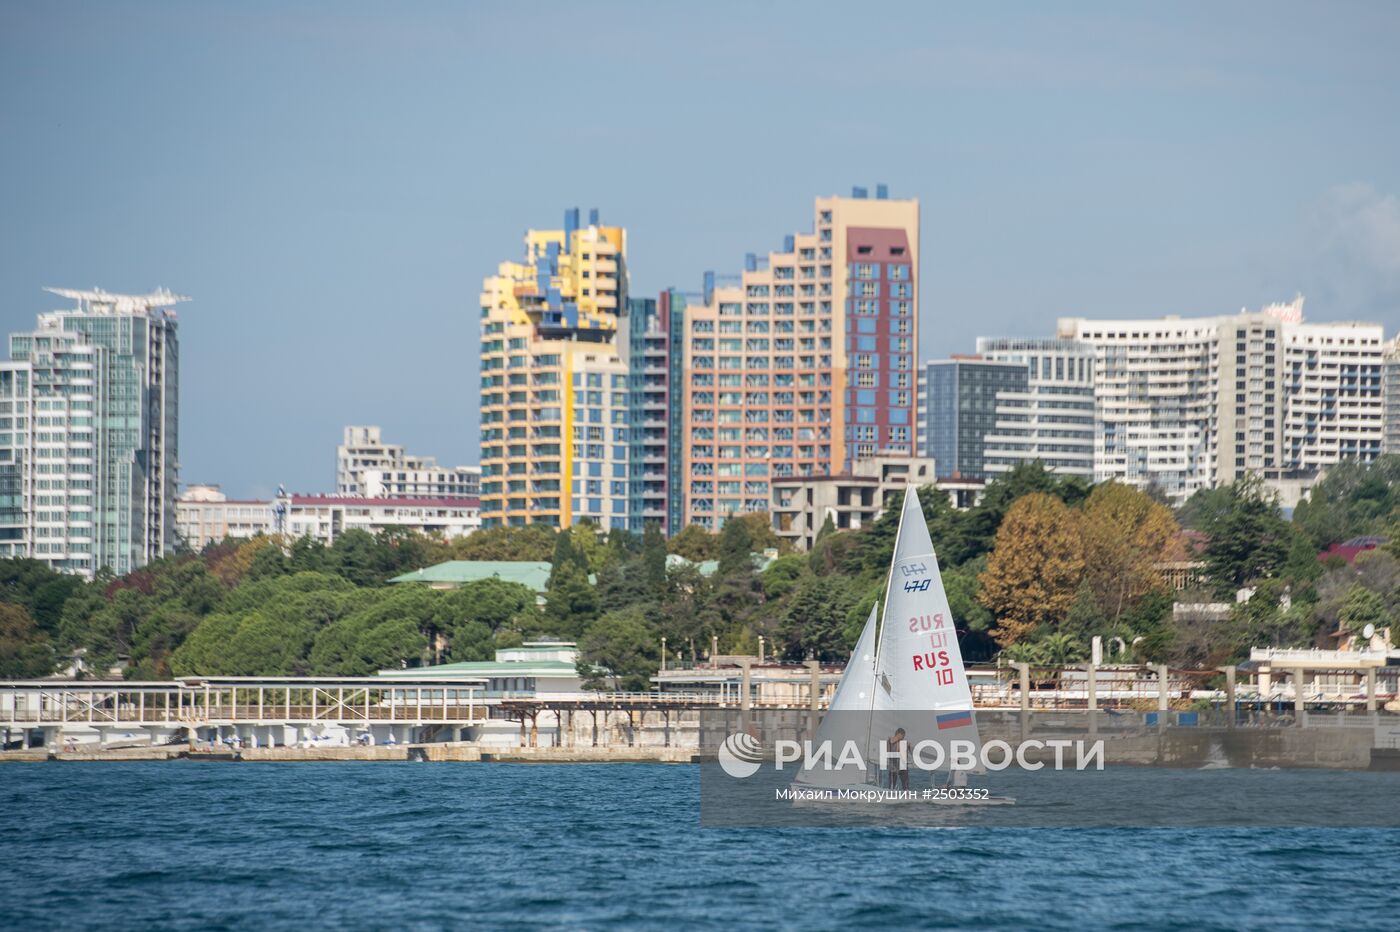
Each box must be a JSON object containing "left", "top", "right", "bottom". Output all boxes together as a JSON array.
[{"left": 479, "top": 209, "right": 630, "bottom": 529}]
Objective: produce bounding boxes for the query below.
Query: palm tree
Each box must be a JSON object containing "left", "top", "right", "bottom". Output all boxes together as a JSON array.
[{"left": 1037, "top": 632, "right": 1086, "bottom": 666}]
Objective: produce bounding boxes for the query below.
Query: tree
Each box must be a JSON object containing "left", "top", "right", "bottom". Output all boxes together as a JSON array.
[
  {"left": 1293, "top": 455, "right": 1400, "bottom": 548},
  {"left": 1061, "top": 581, "right": 1108, "bottom": 642},
  {"left": 1034, "top": 631, "right": 1086, "bottom": 665},
  {"left": 1078, "top": 481, "right": 1178, "bottom": 623},
  {"left": 962, "top": 463, "right": 1090, "bottom": 562},
  {"left": 778, "top": 575, "right": 855, "bottom": 660},
  {"left": 576, "top": 608, "right": 658, "bottom": 691},
  {"left": 453, "top": 524, "right": 556, "bottom": 562},
  {"left": 1233, "top": 579, "right": 1318, "bottom": 650},
  {"left": 717, "top": 515, "right": 755, "bottom": 577},
  {"left": 668, "top": 525, "right": 717, "bottom": 562},
  {"left": 1339, "top": 585, "right": 1391, "bottom": 640},
  {"left": 726, "top": 512, "right": 787, "bottom": 555},
  {"left": 978, "top": 493, "right": 1085, "bottom": 646},
  {"left": 0, "top": 603, "right": 54, "bottom": 677},
  {"left": 544, "top": 562, "right": 599, "bottom": 637},
  {"left": 641, "top": 523, "right": 667, "bottom": 597},
  {"left": 547, "top": 528, "right": 588, "bottom": 589},
  {"left": 1197, "top": 474, "right": 1292, "bottom": 595},
  {"left": 438, "top": 579, "right": 540, "bottom": 633}
]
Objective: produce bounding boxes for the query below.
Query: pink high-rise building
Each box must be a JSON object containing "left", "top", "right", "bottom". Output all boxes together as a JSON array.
[{"left": 681, "top": 187, "right": 919, "bottom": 529}]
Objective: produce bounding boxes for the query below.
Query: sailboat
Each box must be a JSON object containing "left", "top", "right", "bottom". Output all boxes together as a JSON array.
[{"left": 795, "top": 485, "right": 1012, "bottom": 804}]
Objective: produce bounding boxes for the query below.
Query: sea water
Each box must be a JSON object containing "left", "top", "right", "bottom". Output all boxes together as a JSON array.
[{"left": 3, "top": 762, "right": 1398, "bottom": 930}]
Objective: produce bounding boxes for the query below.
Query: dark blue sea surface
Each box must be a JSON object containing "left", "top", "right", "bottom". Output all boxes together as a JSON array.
[{"left": 4, "top": 762, "right": 1398, "bottom": 930}]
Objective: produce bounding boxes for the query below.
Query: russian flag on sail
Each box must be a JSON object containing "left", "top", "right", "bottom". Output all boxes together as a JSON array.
[{"left": 936, "top": 711, "right": 974, "bottom": 730}]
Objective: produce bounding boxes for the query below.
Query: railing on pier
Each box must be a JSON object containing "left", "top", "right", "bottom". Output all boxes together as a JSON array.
[{"left": 0, "top": 676, "right": 491, "bottom": 727}]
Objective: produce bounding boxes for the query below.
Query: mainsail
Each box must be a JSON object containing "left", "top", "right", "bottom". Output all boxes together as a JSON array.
[{"left": 871, "top": 486, "right": 982, "bottom": 762}]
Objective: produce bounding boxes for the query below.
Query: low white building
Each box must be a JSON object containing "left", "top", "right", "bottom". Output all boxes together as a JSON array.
[
  {"left": 177, "top": 486, "right": 481, "bottom": 550},
  {"left": 280, "top": 494, "right": 480, "bottom": 546},
  {"left": 338, "top": 425, "right": 480, "bottom": 499}
]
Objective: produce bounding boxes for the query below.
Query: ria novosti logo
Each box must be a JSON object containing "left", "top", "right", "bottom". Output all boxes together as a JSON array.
[
  {"left": 714, "top": 733, "right": 1105, "bottom": 778},
  {"left": 717, "top": 733, "right": 764, "bottom": 778}
]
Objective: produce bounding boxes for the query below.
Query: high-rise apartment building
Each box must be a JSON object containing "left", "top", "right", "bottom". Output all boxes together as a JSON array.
[
  {"left": 976, "top": 337, "right": 1096, "bottom": 480},
  {"left": 680, "top": 187, "right": 919, "bottom": 529},
  {"left": 918, "top": 357, "right": 1028, "bottom": 479},
  {"left": 337, "top": 426, "right": 479, "bottom": 499},
  {"left": 1059, "top": 297, "right": 1384, "bottom": 503},
  {"left": 479, "top": 209, "right": 629, "bottom": 529},
  {"left": 621, "top": 291, "right": 686, "bottom": 534},
  {"left": 0, "top": 287, "right": 181, "bottom": 577},
  {"left": 1385, "top": 337, "right": 1400, "bottom": 455}
]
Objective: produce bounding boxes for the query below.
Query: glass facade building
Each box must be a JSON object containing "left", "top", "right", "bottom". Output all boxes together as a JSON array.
[
  {"left": 0, "top": 288, "right": 181, "bottom": 577},
  {"left": 919, "top": 358, "right": 1028, "bottom": 480}
]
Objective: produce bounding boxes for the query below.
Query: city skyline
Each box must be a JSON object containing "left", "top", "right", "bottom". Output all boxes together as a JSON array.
[{"left": 4, "top": 2, "right": 1400, "bottom": 497}]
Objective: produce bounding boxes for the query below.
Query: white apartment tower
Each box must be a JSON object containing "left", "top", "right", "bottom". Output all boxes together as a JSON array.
[
  {"left": 1385, "top": 337, "right": 1400, "bottom": 455},
  {"left": 975, "top": 337, "right": 1096, "bottom": 480},
  {"left": 1059, "top": 297, "right": 1384, "bottom": 503},
  {"left": 337, "top": 426, "right": 480, "bottom": 499},
  {"left": 0, "top": 288, "right": 182, "bottom": 577}
]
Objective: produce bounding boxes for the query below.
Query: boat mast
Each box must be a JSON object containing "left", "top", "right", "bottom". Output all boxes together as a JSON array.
[{"left": 866, "top": 484, "right": 914, "bottom": 777}]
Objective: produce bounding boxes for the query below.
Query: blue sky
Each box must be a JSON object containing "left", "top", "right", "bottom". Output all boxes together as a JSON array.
[{"left": 2, "top": 1, "right": 1398, "bottom": 497}]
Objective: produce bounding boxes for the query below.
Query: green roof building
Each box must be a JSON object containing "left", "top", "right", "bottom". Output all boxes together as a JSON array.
[
  {"left": 378, "top": 642, "right": 583, "bottom": 695},
  {"left": 390, "top": 560, "right": 553, "bottom": 592}
]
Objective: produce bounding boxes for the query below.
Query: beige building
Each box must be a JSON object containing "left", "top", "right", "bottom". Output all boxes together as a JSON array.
[
  {"left": 770, "top": 455, "right": 937, "bottom": 551},
  {"left": 682, "top": 188, "right": 920, "bottom": 530},
  {"left": 176, "top": 484, "right": 275, "bottom": 550}
]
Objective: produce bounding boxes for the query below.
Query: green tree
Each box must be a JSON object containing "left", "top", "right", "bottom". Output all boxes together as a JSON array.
[
  {"left": 1034, "top": 630, "right": 1086, "bottom": 665},
  {"left": 1198, "top": 474, "right": 1292, "bottom": 595},
  {"left": 448, "top": 524, "right": 555, "bottom": 562},
  {"left": 1061, "top": 581, "right": 1108, "bottom": 642},
  {"left": 544, "top": 561, "right": 599, "bottom": 637},
  {"left": 668, "top": 524, "right": 717, "bottom": 562},
  {"left": 1293, "top": 456, "right": 1400, "bottom": 548},
  {"left": 576, "top": 607, "right": 659, "bottom": 690},
  {"left": 0, "top": 603, "right": 54, "bottom": 677},
  {"left": 547, "top": 527, "right": 587, "bottom": 588},
  {"left": 778, "top": 575, "right": 856, "bottom": 660},
  {"left": 717, "top": 515, "right": 755, "bottom": 576},
  {"left": 641, "top": 523, "right": 667, "bottom": 596},
  {"left": 1340, "top": 584, "right": 1392, "bottom": 639}
]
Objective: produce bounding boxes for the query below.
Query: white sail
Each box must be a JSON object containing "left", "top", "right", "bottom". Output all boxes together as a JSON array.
[
  {"left": 827, "top": 601, "right": 879, "bottom": 713},
  {"left": 795, "top": 602, "right": 878, "bottom": 786},
  {"left": 872, "top": 486, "right": 982, "bottom": 758}
]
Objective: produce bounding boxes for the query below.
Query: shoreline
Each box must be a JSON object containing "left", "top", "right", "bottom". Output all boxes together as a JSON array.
[{"left": 0, "top": 744, "right": 702, "bottom": 764}]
